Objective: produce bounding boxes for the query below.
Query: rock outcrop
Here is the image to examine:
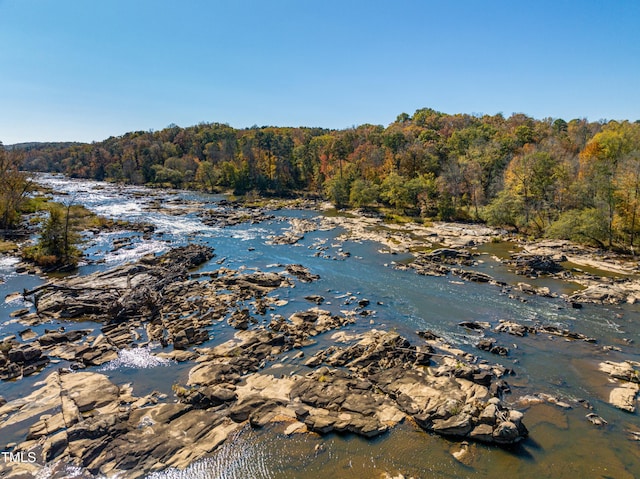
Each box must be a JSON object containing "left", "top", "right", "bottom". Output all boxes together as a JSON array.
[
  {"left": 0, "top": 322, "right": 529, "bottom": 477},
  {"left": 600, "top": 360, "right": 640, "bottom": 412},
  {"left": 6, "top": 246, "right": 303, "bottom": 381},
  {"left": 0, "top": 337, "right": 49, "bottom": 381},
  {"left": 494, "top": 320, "right": 596, "bottom": 343},
  {"left": 506, "top": 253, "right": 565, "bottom": 276},
  {"left": 568, "top": 280, "right": 640, "bottom": 305},
  {"left": 0, "top": 370, "right": 243, "bottom": 478},
  {"left": 300, "top": 330, "right": 526, "bottom": 445},
  {"left": 30, "top": 244, "right": 215, "bottom": 322},
  {"left": 396, "top": 249, "right": 494, "bottom": 284}
]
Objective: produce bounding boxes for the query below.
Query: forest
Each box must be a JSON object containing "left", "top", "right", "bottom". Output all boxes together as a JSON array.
[{"left": 6, "top": 108, "right": 640, "bottom": 252}]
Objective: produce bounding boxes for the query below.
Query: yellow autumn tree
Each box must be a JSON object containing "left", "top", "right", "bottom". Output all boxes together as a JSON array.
[{"left": 579, "top": 121, "right": 639, "bottom": 248}]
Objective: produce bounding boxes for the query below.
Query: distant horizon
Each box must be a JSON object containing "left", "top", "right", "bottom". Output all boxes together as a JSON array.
[
  {"left": 2, "top": 0, "right": 639, "bottom": 145},
  {"left": 3, "top": 107, "right": 638, "bottom": 146}
]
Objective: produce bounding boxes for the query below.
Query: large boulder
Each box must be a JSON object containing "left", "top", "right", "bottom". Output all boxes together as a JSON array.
[
  {"left": 507, "top": 253, "right": 564, "bottom": 276},
  {"left": 609, "top": 383, "right": 639, "bottom": 413}
]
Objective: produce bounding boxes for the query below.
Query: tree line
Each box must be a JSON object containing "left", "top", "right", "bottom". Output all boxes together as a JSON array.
[{"left": 7, "top": 109, "right": 640, "bottom": 252}]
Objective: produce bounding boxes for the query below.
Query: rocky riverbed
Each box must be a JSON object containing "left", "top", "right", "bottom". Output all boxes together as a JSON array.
[
  {"left": 1, "top": 177, "right": 639, "bottom": 478},
  {"left": 314, "top": 206, "right": 640, "bottom": 306},
  {"left": 0, "top": 243, "right": 531, "bottom": 478}
]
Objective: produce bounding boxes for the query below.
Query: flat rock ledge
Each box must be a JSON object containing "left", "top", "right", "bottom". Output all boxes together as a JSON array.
[
  {"left": 395, "top": 249, "right": 495, "bottom": 284},
  {"left": 0, "top": 328, "right": 527, "bottom": 478},
  {"left": 599, "top": 360, "right": 640, "bottom": 412},
  {"left": 568, "top": 281, "right": 640, "bottom": 305},
  {"left": 0, "top": 371, "right": 240, "bottom": 478}
]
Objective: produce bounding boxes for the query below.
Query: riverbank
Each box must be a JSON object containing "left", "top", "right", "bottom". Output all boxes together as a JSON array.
[{"left": 311, "top": 205, "right": 640, "bottom": 305}]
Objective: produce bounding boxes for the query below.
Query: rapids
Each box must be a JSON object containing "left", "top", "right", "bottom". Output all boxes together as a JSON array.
[{"left": 1, "top": 174, "right": 638, "bottom": 478}]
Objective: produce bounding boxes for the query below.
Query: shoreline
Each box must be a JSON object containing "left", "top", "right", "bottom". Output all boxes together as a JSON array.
[{"left": 309, "top": 204, "right": 640, "bottom": 304}]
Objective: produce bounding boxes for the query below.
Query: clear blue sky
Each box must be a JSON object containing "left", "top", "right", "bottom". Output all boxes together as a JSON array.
[{"left": 1, "top": 0, "right": 638, "bottom": 144}]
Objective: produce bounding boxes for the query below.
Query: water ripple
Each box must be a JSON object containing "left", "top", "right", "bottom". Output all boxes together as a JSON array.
[{"left": 147, "top": 427, "right": 273, "bottom": 479}]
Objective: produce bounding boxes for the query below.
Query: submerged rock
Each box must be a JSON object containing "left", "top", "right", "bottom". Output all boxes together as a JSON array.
[
  {"left": 427, "top": 248, "right": 474, "bottom": 264},
  {"left": 268, "top": 232, "right": 304, "bottom": 245},
  {"left": 494, "top": 320, "right": 595, "bottom": 343},
  {"left": 304, "top": 294, "right": 325, "bottom": 305},
  {"left": 494, "top": 321, "right": 533, "bottom": 337},
  {"left": 285, "top": 264, "right": 320, "bottom": 282},
  {"left": 477, "top": 338, "right": 510, "bottom": 356},
  {"left": 586, "top": 413, "right": 608, "bottom": 426},
  {"left": 397, "top": 250, "right": 494, "bottom": 284},
  {"left": 198, "top": 206, "right": 274, "bottom": 228}
]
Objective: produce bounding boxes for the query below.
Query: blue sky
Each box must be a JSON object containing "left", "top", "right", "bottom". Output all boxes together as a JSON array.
[{"left": 1, "top": 0, "right": 638, "bottom": 144}]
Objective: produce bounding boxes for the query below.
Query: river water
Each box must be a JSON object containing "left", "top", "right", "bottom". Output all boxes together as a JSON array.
[{"left": 1, "top": 175, "right": 639, "bottom": 478}]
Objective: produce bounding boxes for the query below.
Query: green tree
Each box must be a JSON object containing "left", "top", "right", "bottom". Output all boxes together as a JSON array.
[
  {"left": 547, "top": 208, "right": 608, "bottom": 248},
  {"left": 380, "top": 172, "right": 411, "bottom": 210},
  {"left": 195, "top": 161, "right": 219, "bottom": 192},
  {"left": 502, "top": 147, "right": 559, "bottom": 232},
  {"left": 324, "top": 175, "right": 351, "bottom": 208},
  {"left": 552, "top": 118, "right": 568, "bottom": 135},
  {"left": 25, "top": 202, "right": 82, "bottom": 268},
  {"left": 152, "top": 164, "right": 184, "bottom": 188},
  {"left": 484, "top": 189, "right": 525, "bottom": 230},
  {"left": 0, "top": 145, "right": 31, "bottom": 230},
  {"left": 349, "top": 179, "right": 380, "bottom": 208}
]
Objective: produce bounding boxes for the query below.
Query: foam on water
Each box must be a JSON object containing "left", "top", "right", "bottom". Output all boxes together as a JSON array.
[
  {"left": 93, "top": 201, "right": 143, "bottom": 218},
  {"left": 0, "top": 256, "right": 19, "bottom": 272},
  {"left": 34, "top": 462, "right": 111, "bottom": 479},
  {"left": 85, "top": 230, "right": 128, "bottom": 248},
  {"left": 36, "top": 174, "right": 152, "bottom": 218},
  {"left": 99, "top": 347, "right": 173, "bottom": 371},
  {"left": 229, "top": 227, "right": 268, "bottom": 241},
  {"left": 149, "top": 215, "right": 220, "bottom": 235},
  {"left": 103, "top": 240, "right": 168, "bottom": 264}
]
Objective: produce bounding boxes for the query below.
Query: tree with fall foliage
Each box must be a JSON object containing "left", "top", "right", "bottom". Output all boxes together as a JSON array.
[
  {"left": 0, "top": 144, "right": 31, "bottom": 231},
  {"left": 14, "top": 110, "right": 640, "bottom": 252}
]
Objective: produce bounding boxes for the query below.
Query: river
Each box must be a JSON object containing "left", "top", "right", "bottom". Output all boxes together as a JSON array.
[{"left": 1, "top": 174, "right": 639, "bottom": 478}]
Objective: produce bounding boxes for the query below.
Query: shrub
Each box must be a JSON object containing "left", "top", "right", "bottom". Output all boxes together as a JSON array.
[
  {"left": 22, "top": 204, "right": 81, "bottom": 268},
  {"left": 547, "top": 208, "right": 608, "bottom": 248}
]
